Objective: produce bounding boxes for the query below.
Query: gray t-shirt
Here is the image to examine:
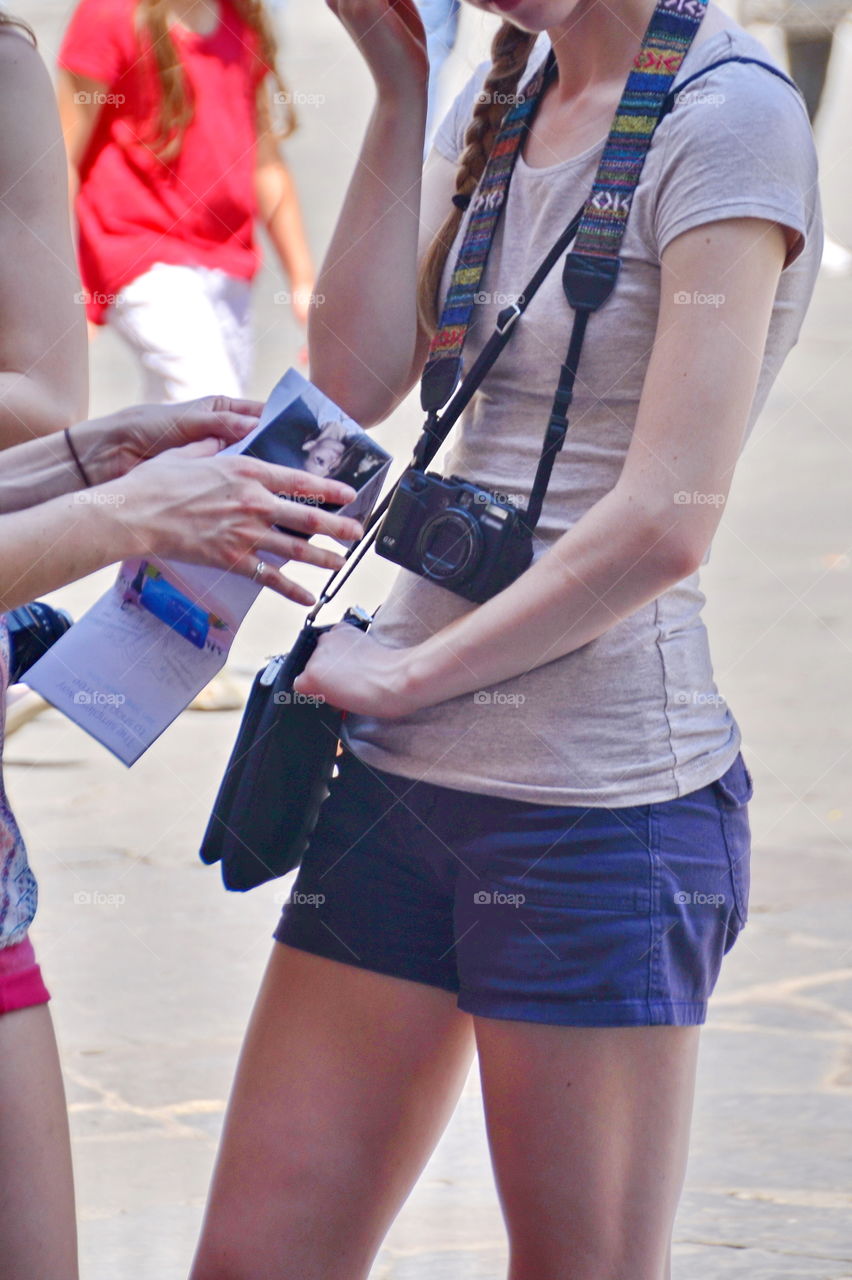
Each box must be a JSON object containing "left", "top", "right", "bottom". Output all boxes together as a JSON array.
[{"left": 344, "top": 25, "right": 821, "bottom": 806}]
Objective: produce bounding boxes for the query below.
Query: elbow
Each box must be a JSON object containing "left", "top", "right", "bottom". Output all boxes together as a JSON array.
[
  {"left": 620, "top": 490, "right": 711, "bottom": 584},
  {"left": 645, "top": 514, "right": 710, "bottom": 583},
  {"left": 654, "top": 532, "right": 706, "bottom": 584},
  {"left": 306, "top": 356, "right": 403, "bottom": 429},
  {"left": 614, "top": 478, "right": 711, "bottom": 583}
]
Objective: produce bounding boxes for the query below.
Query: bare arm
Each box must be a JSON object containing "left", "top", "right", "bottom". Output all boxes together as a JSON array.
[
  {"left": 56, "top": 68, "right": 106, "bottom": 205},
  {"left": 307, "top": 0, "right": 434, "bottom": 426},
  {"left": 0, "top": 34, "right": 88, "bottom": 445},
  {"left": 255, "top": 94, "right": 315, "bottom": 323},
  {"left": 0, "top": 396, "right": 265, "bottom": 515},
  {"left": 0, "top": 451, "right": 363, "bottom": 614},
  {"left": 295, "top": 217, "right": 790, "bottom": 714}
]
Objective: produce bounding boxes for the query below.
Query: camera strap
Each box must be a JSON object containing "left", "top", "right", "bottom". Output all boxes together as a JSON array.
[
  {"left": 308, "top": 7, "right": 793, "bottom": 621},
  {"left": 418, "top": 0, "right": 710, "bottom": 532}
]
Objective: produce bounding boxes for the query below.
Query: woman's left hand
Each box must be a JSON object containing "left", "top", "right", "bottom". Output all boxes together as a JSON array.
[
  {"left": 294, "top": 623, "right": 420, "bottom": 719},
  {"left": 68, "top": 396, "right": 264, "bottom": 486}
]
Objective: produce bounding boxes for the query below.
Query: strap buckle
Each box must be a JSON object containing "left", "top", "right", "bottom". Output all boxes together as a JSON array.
[{"left": 496, "top": 302, "right": 522, "bottom": 335}]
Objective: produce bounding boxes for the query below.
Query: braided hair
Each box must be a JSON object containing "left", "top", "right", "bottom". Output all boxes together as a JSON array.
[{"left": 416, "top": 20, "right": 537, "bottom": 333}]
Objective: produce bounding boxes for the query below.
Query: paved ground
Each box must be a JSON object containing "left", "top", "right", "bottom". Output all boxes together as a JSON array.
[{"left": 9, "top": 0, "right": 852, "bottom": 1275}]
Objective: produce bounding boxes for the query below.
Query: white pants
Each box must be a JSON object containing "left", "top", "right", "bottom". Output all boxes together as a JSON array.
[{"left": 108, "top": 263, "right": 253, "bottom": 404}]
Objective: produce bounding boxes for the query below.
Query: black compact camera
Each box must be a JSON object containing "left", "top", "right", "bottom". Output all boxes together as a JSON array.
[
  {"left": 375, "top": 469, "right": 533, "bottom": 604},
  {"left": 4, "top": 601, "right": 73, "bottom": 684}
]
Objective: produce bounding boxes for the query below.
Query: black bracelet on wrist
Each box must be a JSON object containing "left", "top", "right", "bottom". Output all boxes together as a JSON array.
[{"left": 64, "top": 426, "right": 93, "bottom": 488}]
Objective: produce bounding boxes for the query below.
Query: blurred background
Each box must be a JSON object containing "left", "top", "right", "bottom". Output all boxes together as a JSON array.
[{"left": 8, "top": 0, "right": 852, "bottom": 1275}]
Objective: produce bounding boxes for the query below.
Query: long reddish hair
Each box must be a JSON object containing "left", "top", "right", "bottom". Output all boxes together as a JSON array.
[
  {"left": 417, "top": 20, "right": 536, "bottom": 333},
  {"left": 135, "top": 0, "right": 297, "bottom": 160}
]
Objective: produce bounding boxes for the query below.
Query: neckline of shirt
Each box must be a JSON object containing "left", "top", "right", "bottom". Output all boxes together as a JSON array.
[
  {"left": 171, "top": 1, "right": 226, "bottom": 45},
  {"left": 514, "top": 27, "right": 739, "bottom": 177}
]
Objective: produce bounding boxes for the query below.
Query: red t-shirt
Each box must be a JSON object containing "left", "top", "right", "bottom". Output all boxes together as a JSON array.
[{"left": 59, "top": 0, "right": 270, "bottom": 322}]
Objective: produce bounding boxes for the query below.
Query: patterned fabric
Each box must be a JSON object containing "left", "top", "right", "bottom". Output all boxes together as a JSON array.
[
  {"left": 424, "top": 0, "right": 709, "bottom": 377},
  {"left": 0, "top": 619, "right": 38, "bottom": 950},
  {"left": 424, "top": 55, "right": 553, "bottom": 370},
  {"left": 573, "top": 0, "right": 710, "bottom": 258}
]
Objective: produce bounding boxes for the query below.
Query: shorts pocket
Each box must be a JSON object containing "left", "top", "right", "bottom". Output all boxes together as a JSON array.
[{"left": 712, "top": 753, "right": 753, "bottom": 929}]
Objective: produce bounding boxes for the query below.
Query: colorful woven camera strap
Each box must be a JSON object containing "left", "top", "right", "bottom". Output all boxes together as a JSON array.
[{"left": 420, "top": 0, "right": 709, "bottom": 527}]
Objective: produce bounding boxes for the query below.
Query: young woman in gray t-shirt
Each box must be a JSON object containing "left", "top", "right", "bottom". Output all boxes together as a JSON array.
[{"left": 192, "top": 0, "right": 821, "bottom": 1276}]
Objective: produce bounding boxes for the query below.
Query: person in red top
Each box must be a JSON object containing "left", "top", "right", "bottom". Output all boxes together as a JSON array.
[{"left": 57, "top": 0, "right": 315, "bottom": 401}]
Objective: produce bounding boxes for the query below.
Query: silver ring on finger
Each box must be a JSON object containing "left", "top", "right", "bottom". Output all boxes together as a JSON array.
[{"left": 252, "top": 559, "right": 266, "bottom": 582}]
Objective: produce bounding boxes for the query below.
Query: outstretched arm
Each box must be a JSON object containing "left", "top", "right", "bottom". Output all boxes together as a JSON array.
[
  {"left": 306, "top": 0, "right": 437, "bottom": 426},
  {"left": 255, "top": 92, "right": 315, "bottom": 327}
]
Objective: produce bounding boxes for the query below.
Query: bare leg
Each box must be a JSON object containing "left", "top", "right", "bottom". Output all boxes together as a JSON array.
[
  {"left": 475, "top": 1018, "right": 700, "bottom": 1280},
  {"left": 0, "top": 1005, "right": 78, "bottom": 1280},
  {"left": 190, "top": 944, "right": 475, "bottom": 1280}
]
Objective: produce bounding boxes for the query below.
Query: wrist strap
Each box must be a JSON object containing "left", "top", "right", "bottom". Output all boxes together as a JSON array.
[{"left": 64, "top": 427, "right": 92, "bottom": 487}]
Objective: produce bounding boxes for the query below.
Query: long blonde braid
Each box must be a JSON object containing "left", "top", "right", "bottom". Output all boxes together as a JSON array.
[{"left": 416, "top": 21, "right": 537, "bottom": 334}]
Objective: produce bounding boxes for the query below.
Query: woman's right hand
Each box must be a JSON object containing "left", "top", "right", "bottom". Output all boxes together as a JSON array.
[
  {"left": 105, "top": 443, "right": 364, "bottom": 606},
  {"left": 327, "top": 0, "right": 429, "bottom": 96}
]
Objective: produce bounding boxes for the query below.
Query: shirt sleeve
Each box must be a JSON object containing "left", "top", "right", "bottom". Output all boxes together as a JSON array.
[
  {"left": 431, "top": 59, "right": 493, "bottom": 164},
  {"left": 57, "top": 0, "right": 134, "bottom": 85},
  {"left": 652, "top": 58, "right": 818, "bottom": 269}
]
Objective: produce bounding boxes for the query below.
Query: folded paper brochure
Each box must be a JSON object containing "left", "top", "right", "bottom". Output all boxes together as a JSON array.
[{"left": 25, "top": 369, "right": 391, "bottom": 765}]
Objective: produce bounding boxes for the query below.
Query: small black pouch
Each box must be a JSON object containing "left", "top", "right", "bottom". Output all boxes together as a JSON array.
[{"left": 200, "top": 608, "right": 370, "bottom": 891}]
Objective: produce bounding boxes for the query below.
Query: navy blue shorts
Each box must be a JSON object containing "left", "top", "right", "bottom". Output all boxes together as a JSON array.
[{"left": 274, "top": 749, "right": 752, "bottom": 1027}]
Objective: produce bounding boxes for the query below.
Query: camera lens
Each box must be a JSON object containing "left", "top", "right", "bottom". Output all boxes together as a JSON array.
[
  {"left": 5, "top": 601, "right": 73, "bottom": 685},
  {"left": 416, "top": 510, "right": 483, "bottom": 585}
]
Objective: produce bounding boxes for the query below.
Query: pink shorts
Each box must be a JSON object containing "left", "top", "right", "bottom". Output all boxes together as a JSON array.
[{"left": 0, "top": 937, "right": 50, "bottom": 1015}]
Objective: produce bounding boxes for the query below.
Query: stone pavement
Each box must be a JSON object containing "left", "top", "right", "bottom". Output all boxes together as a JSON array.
[{"left": 9, "top": 0, "right": 852, "bottom": 1275}]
